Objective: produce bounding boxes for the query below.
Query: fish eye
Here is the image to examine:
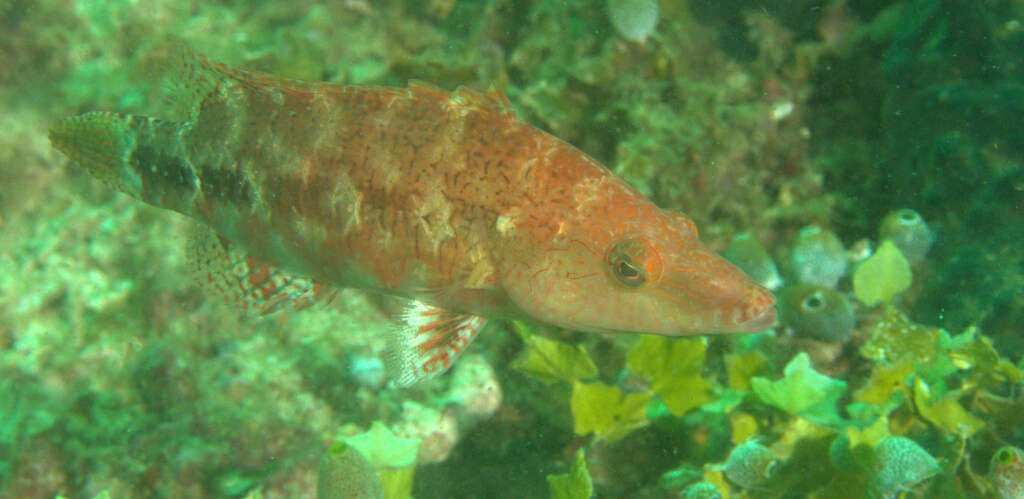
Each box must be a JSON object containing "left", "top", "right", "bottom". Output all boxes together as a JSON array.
[
  {"left": 607, "top": 239, "right": 650, "bottom": 288},
  {"left": 610, "top": 254, "right": 645, "bottom": 287}
]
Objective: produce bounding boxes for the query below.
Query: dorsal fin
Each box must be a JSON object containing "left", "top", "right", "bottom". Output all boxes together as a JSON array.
[
  {"left": 146, "top": 40, "right": 232, "bottom": 121},
  {"left": 406, "top": 81, "right": 516, "bottom": 120},
  {"left": 186, "top": 224, "right": 337, "bottom": 316},
  {"left": 153, "top": 39, "right": 326, "bottom": 121}
]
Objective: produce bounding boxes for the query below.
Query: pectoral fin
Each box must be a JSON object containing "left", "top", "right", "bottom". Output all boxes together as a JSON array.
[{"left": 386, "top": 300, "right": 486, "bottom": 387}]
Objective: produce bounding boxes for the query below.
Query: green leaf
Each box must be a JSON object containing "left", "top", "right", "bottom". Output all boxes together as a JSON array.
[
  {"left": 853, "top": 357, "right": 915, "bottom": 406},
  {"left": 751, "top": 353, "right": 847, "bottom": 427},
  {"left": 511, "top": 322, "right": 597, "bottom": 384},
  {"left": 379, "top": 466, "right": 416, "bottom": 499},
  {"left": 912, "top": 377, "right": 985, "bottom": 438},
  {"left": 861, "top": 308, "right": 948, "bottom": 364},
  {"left": 726, "top": 351, "right": 770, "bottom": 392},
  {"left": 341, "top": 422, "right": 421, "bottom": 469},
  {"left": 627, "top": 336, "right": 712, "bottom": 416},
  {"left": 860, "top": 308, "right": 956, "bottom": 386},
  {"left": 571, "top": 380, "right": 652, "bottom": 442},
  {"left": 949, "top": 327, "right": 1024, "bottom": 388},
  {"left": 844, "top": 413, "right": 890, "bottom": 449},
  {"left": 547, "top": 449, "right": 593, "bottom": 499},
  {"left": 702, "top": 388, "right": 746, "bottom": 414},
  {"left": 853, "top": 240, "right": 912, "bottom": 306}
]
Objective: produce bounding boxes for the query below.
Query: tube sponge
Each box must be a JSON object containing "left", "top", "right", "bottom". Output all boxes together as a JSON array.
[
  {"left": 789, "top": 226, "right": 847, "bottom": 288},
  {"left": 607, "top": 0, "right": 659, "bottom": 42},
  {"left": 724, "top": 232, "right": 783, "bottom": 290},
  {"left": 779, "top": 284, "right": 856, "bottom": 342},
  {"left": 872, "top": 436, "right": 939, "bottom": 497},
  {"left": 879, "top": 209, "right": 935, "bottom": 265},
  {"left": 317, "top": 442, "right": 383, "bottom": 499}
]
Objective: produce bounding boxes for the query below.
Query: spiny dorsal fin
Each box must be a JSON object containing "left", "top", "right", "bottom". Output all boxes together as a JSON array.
[
  {"left": 154, "top": 40, "right": 326, "bottom": 121},
  {"left": 406, "top": 81, "right": 516, "bottom": 120},
  {"left": 385, "top": 300, "right": 486, "bottom": 387},
  {"left": 147, "top": 40, "right": 229, "bottom": 121},
  {"left": 186, "top": 224, "right": 337, "bottom": 316}
]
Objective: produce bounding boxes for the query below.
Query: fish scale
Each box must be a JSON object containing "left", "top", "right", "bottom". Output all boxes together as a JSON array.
[{"left": 50, "top": 45, "right": 776, "bottom": 385}]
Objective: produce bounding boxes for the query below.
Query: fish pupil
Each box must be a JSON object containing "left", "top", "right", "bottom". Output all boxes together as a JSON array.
[
  {"left": 607, "top": 239, "right": 651, "bottom": 287},
  {"left": 611, "top": 254, "right": 645, "bottom": 287}
]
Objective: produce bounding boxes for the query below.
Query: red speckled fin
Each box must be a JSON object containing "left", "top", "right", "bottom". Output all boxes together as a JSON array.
[
  {"left": 186, "top": 224, "right": 337, "bottom": 316},
  {"left": 386, "top": 300, "right": 487, "bottom": 387}
]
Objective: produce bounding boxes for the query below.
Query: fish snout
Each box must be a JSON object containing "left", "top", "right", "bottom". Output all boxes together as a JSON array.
[
  {"left": 734, "top": 285, "right": 777, "bottom": 332},
  {"left": 693, "top": 267, "right": 776, "bottom": 332}
]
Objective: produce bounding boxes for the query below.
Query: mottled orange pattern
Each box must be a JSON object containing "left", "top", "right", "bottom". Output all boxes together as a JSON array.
[{"left": 50, "top": 48, "right": 775, "bottom": 338}]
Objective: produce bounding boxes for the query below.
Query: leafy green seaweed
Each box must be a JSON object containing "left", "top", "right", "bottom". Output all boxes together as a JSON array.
[
  {"left": 751, "top": 353, "right": 847, "bottom": 427},
  {"left": 627, "top": 336, "right": 712, "bottom": 416},
  {"left": 570, "top": 381, "right": 652, "bottom": 442},
  {"left": 853, "top": 240, "right": 912, "bottom": 306},
  {"left": 511, "top": 322, "right": 597, "bottom": 385},
  {"left": 547, "top": 449, "right": 593, "bottom": 499},
  {"left": 341, "top": 422, "right": 421, "bottom": 470}
]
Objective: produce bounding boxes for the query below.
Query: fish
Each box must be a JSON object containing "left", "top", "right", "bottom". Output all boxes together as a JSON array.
[{"left": 49, "top": 45, "right": 776, "bottom": 386}]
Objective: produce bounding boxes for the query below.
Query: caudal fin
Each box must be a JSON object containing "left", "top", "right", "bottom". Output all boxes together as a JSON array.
[
  {"left": 49, "top": 111, "right": 144, "bottom": 196},
  {"left": 50, "top": 111, "right": 198, "bottom": 213}
]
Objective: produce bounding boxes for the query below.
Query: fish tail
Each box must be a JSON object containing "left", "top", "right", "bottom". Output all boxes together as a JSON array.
[{"left": 49, "top": 111, "right": 198, "bottom": 213}]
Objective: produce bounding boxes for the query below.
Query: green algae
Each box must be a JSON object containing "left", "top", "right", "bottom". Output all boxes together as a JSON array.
[
  {"left": 546, "top": 449, "right": 593, "bottom": 499},
  {"left": 511, "top": 322, "right": 597, "bottom": 385},
  {"left": 627, "top": 336, "right": 712, "bottom": 416},
  {"left": 570, "top": 380, "right": 652, "bottom": 443},
  {"left": 912, "top": 376, "right": 985, "bottom": 438},
  {"left": 725, "top": 350, "right": 770, "bottom": 392},
  {"left": 853, "top": 240, "right": 912, "bottom": 306},
  {"left": 853, "top": 357, "right": 915, "bottom": 408},
  {"left": 341, "top": 422, "right": 420, "bottom": 470},
  {"left": 751, "top": 353, "right": 847, "bottom": 428}
]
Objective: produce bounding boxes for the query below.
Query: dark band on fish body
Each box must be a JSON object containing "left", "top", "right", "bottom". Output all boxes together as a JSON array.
[
  {"left": 131, "top": 144, "right": 197, "bottom": 201},
  {"left": 197, "top": 165, "right": 252, "bottom": 205}
]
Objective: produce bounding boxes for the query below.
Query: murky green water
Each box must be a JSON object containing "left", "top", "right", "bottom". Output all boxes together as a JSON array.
[{"left": 1, "top": 1, "right": 1021, "bottom": 497}]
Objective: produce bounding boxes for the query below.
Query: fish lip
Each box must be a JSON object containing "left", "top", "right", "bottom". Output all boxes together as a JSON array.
[{"left": 737, "top": 307, "right": 777, "bottom": 333}]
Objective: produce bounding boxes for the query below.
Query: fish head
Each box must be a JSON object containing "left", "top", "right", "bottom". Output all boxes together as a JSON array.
[{"left": 501, "top": 203, "right": 776, "bottom": 335}]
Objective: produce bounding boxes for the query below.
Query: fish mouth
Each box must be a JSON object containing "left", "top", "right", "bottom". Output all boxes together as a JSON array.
[{"left": 736, "top": 307, "right": 777, "bottom": 333}]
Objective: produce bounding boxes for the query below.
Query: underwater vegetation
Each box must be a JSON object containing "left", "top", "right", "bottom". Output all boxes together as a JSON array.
[
  {"left": 0, "top": 0, "right": 1021, "bottom": 498},
  {"left": 607, "top": 0, "right": 659, "bottom": 43}
]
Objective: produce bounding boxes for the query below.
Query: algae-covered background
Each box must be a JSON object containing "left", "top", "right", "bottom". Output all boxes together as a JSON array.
[{"left": 1, "top": 0, "right": 1022, "bottom": 497}]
